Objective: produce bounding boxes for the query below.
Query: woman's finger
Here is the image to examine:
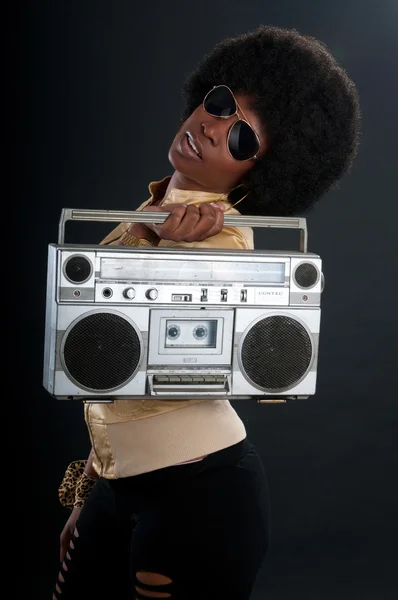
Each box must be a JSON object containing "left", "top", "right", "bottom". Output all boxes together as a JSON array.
[
  {"left": 185, "top": 203, "right": 225, "bottom": 242},
  {"left": 203, "top": 206, "right": 225, "bottom": 240},
  {"left": 156, "top": 205, "right": 201, "bottom": 240},
  {"left": 156, "top": 205, "right": 188, "bottom": 238},
  {"left": 170, "top": 205, "right": 202, "bottom": 240}
]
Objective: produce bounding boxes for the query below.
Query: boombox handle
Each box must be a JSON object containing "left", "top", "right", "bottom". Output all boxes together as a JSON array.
[{"left": 59, "top": 208, "right": 308, "bottom": 253}]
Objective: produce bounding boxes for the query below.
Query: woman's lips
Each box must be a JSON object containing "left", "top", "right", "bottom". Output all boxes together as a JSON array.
[{"left": 180, "top": 133, "right": 202, "bottom": 161}]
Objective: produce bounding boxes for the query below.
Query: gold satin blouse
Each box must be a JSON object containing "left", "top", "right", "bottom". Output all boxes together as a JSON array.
[
  {"left": 100, "top": 176, "right": 253, "bottom": 249},
  {"left": 84, "top": 177, "right": 253, "bottom": 478}
]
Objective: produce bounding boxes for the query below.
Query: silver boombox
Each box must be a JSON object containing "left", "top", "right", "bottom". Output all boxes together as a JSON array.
[{"left": 43, "top": 209, "right": 324, "bottom": 404}]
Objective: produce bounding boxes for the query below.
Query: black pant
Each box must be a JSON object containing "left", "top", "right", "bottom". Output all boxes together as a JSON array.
[{"left": 54, "top": 438, "right": 271, "bottom": 599}]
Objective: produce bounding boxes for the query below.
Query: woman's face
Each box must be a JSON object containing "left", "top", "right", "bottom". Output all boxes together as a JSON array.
[{"left": 168, "top": 93, "right": 267, "bottom": 194}]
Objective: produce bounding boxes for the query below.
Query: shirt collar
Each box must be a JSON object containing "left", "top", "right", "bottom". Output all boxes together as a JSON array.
[{"left": 147, "top": 176, "right": 231, "bottom": 207}]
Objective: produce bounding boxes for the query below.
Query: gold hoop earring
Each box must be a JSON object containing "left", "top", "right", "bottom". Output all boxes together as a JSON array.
[
  {"left": 201, "top": 183, "right": 250, "bottom": 209},
  {"left": 227, "top": 183, "right": 250, "bottom": 209},
  {"left": 229, "top": 191, "right": 250, "bottom": 209}
]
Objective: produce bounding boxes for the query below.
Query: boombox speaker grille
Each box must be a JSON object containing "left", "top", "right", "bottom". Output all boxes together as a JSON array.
[
  {"left": 294, "top": 263, "right": 318, "bottom": 288},
  {"left": 241, "top": 315, "right": 313, "bottom": 391},
  {"left": 63, "top": 313, "right": 141, "bottom": 391},
  {"left": 64, "top": 255, "right": 92, "bottom": 283}
]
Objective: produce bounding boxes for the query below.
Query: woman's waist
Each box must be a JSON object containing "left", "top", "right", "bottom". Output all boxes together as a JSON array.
[{"left": 86, "top": 399, "right": 247, "bottom": 478}]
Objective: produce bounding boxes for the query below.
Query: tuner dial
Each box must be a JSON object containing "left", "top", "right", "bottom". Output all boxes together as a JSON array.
[
  {"left": 123, "top": 287, "right": 136, "bottom": 300},
  {"left": 146, "top": 288, "right": 159, "bottom": 300}
]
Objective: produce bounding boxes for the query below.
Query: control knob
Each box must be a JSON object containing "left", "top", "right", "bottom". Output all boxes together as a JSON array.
[
  {"left": 146, "top": 288, "right": 159, "bottom": 300},
  {"left": 123, "top": 287, "right": 136, "bottom": 300}
]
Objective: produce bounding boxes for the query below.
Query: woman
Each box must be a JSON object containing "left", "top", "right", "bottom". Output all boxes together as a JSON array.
[{"left": 54, "top": 26, "right": 360, "bottom": 599}]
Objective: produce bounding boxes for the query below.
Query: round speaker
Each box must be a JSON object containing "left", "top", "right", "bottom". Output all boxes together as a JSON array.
[
  {"left": 61, "top": 311, "right": 142, "bottom": 392},
  {"left": 240, "top": 315, "right": 313, "bottom": 392},
  {"left": 64, "top": 255, "right": 93, "bottom": 284},
  {"left": 294, "top": 262, "right": 319, "bottom": 289}
]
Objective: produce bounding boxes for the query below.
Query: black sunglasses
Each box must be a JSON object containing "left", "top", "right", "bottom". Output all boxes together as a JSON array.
[{"left": 203, "top": 85, "right": 260, "bottom": 161}]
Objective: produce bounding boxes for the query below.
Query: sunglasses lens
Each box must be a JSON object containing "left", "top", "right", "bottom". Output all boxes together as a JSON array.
[
  {"left": 204, "top": 86, "right": 236, "bottom": 117},
  {"left": 228, "top": 120, "right": 259, "bottom": 161}
]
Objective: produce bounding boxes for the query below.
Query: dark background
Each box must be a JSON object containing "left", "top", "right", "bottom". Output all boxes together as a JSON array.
[{"left": 10, "top": 0, "right": 397, "bottom": 598}]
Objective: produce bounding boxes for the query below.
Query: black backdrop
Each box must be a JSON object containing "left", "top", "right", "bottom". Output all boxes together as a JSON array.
[{"left": 10, "top": 1, "right": 398, "bottom": 598}]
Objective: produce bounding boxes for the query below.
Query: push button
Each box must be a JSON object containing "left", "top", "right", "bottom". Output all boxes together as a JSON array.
[{"left": 154, "top": 375, "right": 169, "bottom": 383}]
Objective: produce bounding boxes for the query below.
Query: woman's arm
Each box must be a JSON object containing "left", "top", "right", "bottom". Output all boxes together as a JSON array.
[
  {"left": 100, "top": 202, "right": 227, "bottom": 247},
  {"left": 59, "top": 449, "right": 98, "bottom": 561}
]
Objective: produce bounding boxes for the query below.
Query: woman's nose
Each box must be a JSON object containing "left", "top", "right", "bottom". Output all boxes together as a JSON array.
[{"left": 201, "top": 118, "right": 232, "bottom": 147}]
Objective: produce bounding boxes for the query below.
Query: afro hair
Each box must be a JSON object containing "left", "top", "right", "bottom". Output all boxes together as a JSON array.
[{"left": 181, "top": 26, "right": 361, "bottom": 216}]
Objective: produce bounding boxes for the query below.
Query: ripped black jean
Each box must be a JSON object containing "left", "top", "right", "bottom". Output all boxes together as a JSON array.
[{"left": 53, "top": 437, "right": 271, "bottom": 599}]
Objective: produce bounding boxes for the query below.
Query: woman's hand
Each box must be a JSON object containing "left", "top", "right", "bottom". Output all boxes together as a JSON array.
[
  {"left": 142, "top": 203, "right": 227, "bottom": 243},
  {"left": 124, "top": 222, "right": 160, "bottom": 245},
  {"left": 60, "top": 507, "right": 82, "bottom": 563}
]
